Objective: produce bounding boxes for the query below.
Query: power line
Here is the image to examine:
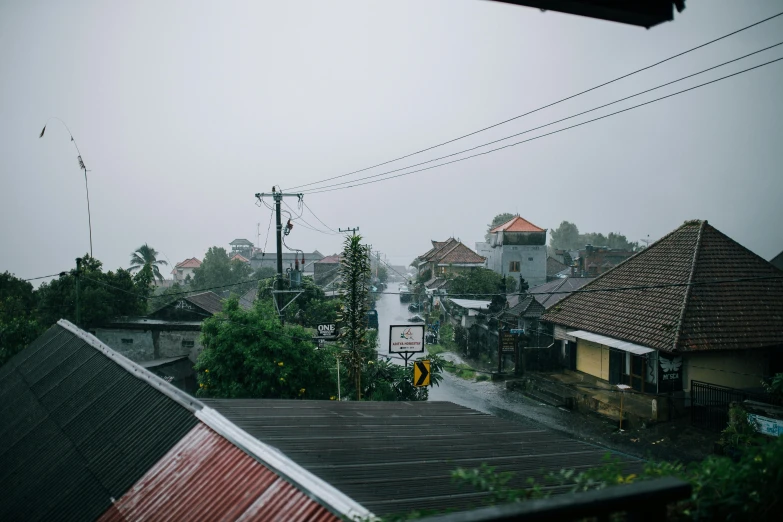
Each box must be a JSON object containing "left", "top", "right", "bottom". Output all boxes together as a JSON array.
[
  {"left": 304, "top": 54, "right": 783, "bottom": 194},
  {"left": 282, "top": 200, "right": 340, "bottom": 236},
  {"left": 301, "top": 42, "right": 783, "bottom": 194},
  {"left": 23, "top": 272, "right": 68, "bottom": 282},
  {"left": 302, "top": 200, "right": 340, "bottom": 234},
  {"left": 283, "top": 11, "right": 783, "bottom": 192}
]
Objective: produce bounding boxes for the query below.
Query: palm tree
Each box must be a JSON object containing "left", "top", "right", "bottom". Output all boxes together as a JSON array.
[{"left": 130, "top": 244, "right": 168, "bottom": 282}]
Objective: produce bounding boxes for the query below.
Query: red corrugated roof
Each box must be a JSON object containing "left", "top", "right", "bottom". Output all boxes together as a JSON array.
[
  {"left": 176, "top": 257, "right": 202, "bottom": 268},
  {"left": 490, "top": 215, "right": 545, "bottom": 233},
  {"left": 98, "top": 423, "right": 340, "bottom": 522}
]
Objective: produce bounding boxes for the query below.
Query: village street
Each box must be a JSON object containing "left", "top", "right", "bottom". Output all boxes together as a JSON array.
[{"left": 374, "top": 290, "right": 716, "bottom": 464}]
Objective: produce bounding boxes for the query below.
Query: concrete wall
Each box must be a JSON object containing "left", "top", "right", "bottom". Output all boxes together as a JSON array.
[
  {"left": 576, "top": 339, "right": 609, "bottom": 381},
  {"left": 500, "top": 245, "right": 546, "bottom": 287},
  {"left": 95, "top": 329, "right": 155, "bottom": 362},
  {"left": 683, "top": 350, "right": 771, "bottom": 392},
  {"left": 158, "top": 330, "right": 203, "bottom": 362}
]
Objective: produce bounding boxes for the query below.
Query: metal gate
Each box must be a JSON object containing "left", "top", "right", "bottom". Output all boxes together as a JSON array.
[{"left": 690, "top": 380, "right": 779, "bottom": 432}]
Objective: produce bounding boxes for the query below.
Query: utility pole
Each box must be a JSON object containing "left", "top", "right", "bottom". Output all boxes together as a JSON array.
[
  {"left": 75, "top": 257, "right": 82, "bottom": 326},
  {"left": 255, "top": 188, "right": 303, "bottom": 324}
]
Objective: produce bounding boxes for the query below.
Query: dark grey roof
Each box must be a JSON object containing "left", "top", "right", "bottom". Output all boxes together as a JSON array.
[
  {"left": 184, "top": 291, "right": 224, "bottom": 315},
  {"left": 772, "top": 250, "right": 783, "bottom": 271},
  {"left": 530, "top": 277, "right": 595, "bottom": 309},
  {"left": 504, "top": 294, "right": 545, "bottom": 320},
  {"left": 201, "top": 399, "right": 640, "bottom": 516},
  {"left": 0, "top": 322, "right": 199, "bottom": 522}
]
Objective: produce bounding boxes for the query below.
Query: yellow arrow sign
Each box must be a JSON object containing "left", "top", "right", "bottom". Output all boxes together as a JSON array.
[{"left": 414, "top": 360, "right": 430, "bottom": 387}]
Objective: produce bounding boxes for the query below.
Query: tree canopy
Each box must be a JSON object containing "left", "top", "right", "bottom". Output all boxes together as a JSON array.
[
  {"left": 485, "top": 213, "right": 515, "bottom": 241},
  {"left": 550, "top": 221, "right": 640, "bottom": 251},
  {"left": 448, "top": 268, "right": 508, "bottom": 298},
  {"left": 36, "top": 254, "right": 150, "bottom": 329},
  {"left": 191, "top": 246, "right": 255, "bottom": 294},
  {"left": 195, "top": 299, "right": 338, "bottom": 399},
  {"left": 0, "top": 272, "right": 44, "bottom": 366}
]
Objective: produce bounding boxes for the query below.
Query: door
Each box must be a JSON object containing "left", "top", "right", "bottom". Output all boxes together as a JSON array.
[
  {"left": 630, "top": 355, "right": 645, "bottom": 392},
  {"left": 609, "top": 350, "right": 623, "bottom": 385}
]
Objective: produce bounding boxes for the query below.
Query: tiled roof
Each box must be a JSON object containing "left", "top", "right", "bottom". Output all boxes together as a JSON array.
[
  {"left": 421, "top": 238, "right": 458, "bottom": 262},
  {"left": 317, "top": 254, "right": 341, "bottom": 264},
  {"left": 202, "top": 399, "right": 640, "bottom": 516},
  {"left": 503, "top": 294, "right": 545, "bottom": 320},
  {"left": 0, "top": 321, "right": 368, "bottom": 521},
  {"left": 175, "top": 257, "right": 201, "bottom": 269},
  {"left": 230, "top": 253, "right": 250, "bottom": 263},
  {"left": 547, "top": 256, "right": 569, "bottom": 277},
  {"left": 184, "top": 291, "right": 225, "bottom": 315},
  {"left": 230, "top": 238, "right": 254, "bottom": 246},
  {"left": 436, "top": 242, "right": 485, "bottom": 265},
  {"left": 531, "top": 277, "right": 595, "bottom": 309},
  {"left": 490, "top": 215, "right": 545, "bottom": 233},
  {"left": 542, "top": 220, "right": 783, "bottom": 352},
  {"left": 771, "top": 250, "right": 783, "bottom": 271}
]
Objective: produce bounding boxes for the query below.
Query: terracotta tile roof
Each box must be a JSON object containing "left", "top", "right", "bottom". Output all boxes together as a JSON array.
[
  {"left": 437, "top": 242, "right": 485, "bottom": 265},
  {"left": 230, "top": 253, "right": 250, "bottom": 263},
  {"left": 490, "top": 215, "right": 545, "bottom": 233},
  {"left": 542, "top": 220, "right": 783, "bottom": 352},
  {"left": 317, "top": 254, "right": 341, "bottom": 264},
  {"left": 175, "top": 257, "right": 201, "bottom": 269},
  {"left": 421, "top": 238, "right": 458, "bottom": 262}
]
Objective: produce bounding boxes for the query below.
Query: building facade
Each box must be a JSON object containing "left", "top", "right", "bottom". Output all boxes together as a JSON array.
[{"left": 480, "top": 216, "right": 547, "bottom": 287}]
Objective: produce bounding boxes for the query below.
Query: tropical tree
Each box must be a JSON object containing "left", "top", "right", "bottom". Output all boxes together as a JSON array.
[
  {"left": 129, "top": 244, "right": 168, "bottom": 282},
  {"left": 485, "top": 213, "right": 515, "bottom": 241},
  {"left": 448, "top": 268, "right": 506, "bottom": 298},
  {"left": 192, "top": 246, "right": 254, "bottom": 294},
  {"left": 337, "top": 234, "right": 372, "bottom": 400},
  {"left": 195, "top": 298, "right": 337, "bottom": 399}
]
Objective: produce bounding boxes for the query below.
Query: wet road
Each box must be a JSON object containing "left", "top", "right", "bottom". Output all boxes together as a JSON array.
[{"left": 373, "top": 290, "right": 644, "bottom": 459}]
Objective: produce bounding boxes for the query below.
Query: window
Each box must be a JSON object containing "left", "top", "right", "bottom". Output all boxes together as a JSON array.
[
  {"left": 182, "top": 340, "right": 195, "bottom": 348},
  {"left": 509, "top": 261, "right": 520, "bottom": 272},
  {"left": 121, "top": 338, "right": 133, "bottom": 345},
  {"left": 528, "top": 257, "right": 534, "bottom": 261}
]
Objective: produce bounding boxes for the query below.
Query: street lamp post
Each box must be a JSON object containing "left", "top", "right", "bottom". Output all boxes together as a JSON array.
[{"left": 39, "top": 118, "right": 93, "bottom": 257}]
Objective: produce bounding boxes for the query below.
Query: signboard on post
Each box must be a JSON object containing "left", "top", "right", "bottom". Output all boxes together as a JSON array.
[
  {"left": 499, "top": 332, "right": 517, "bottom": 353},
  {"left": 315, "top": 323, "right": 338, "bottom": 339},
  {"left": 389, "top": 325, "right": 425, "bottom": 354},
  {"left": 414, "top": 360, "right": 431, "bottom": 387}
]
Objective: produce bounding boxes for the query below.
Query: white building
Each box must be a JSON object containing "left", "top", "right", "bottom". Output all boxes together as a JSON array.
[{"left": 477, "top": 215, "right": 547, "bottom": 288}]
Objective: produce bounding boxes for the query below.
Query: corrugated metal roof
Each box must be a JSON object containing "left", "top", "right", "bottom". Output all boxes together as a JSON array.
[
  {"left": 449, "top": 298, "right": 491, "bottom": 310},
  {"left": 185, "top": 291, "right": 225, "bottom": 315},
  {"left": 202, "top": 400, "right": 641, "bottom": 517},
  {"left": 97, "top": 423, "right": 340, "bottom": 522},
  {"left": 0, "top": 323, "right": 199, "bottom": 522}
]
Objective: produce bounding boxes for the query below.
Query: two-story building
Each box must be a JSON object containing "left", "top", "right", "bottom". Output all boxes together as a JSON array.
[
  {"left": 416, "top": 238, "right": 485, "bottom": 278},
  {"left": 171, "top": 257, "right": 201, "bottom": 283}
]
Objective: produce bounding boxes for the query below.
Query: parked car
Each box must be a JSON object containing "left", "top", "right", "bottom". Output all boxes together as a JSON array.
[
  {"left": 408, "top": 302, "right": 422, "bottom": 312},
  {"left": 409, "top": 314, "right": 425, "bottom": 323}
]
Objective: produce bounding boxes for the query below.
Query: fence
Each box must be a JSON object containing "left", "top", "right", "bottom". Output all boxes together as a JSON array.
[{"left": 691, "top": 380, "right": 780, "bottom": 432}]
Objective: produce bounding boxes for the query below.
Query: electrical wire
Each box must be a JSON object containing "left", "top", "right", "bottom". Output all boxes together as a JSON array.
[
  {"left": 282, "top": 11, "right": 783, "bottom": 192},
  {"left": 23, "top": 272, "right": 68, "bottom": 282},
  {"left": 302, "top": 200, "right": 340, "bottom": 234},
  {"left": 283, "top": 200, "right": 340, "bottom": 236},
  {"left": 304, "top": 55, "right": 783, "bottom": 194},
  {"left": 300, "top": 42, "right": 783, "bottom": 194}
]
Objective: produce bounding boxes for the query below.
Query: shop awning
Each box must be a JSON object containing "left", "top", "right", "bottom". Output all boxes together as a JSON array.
[{"left": 569, "top": 330, "right": 655, "bottom": 355}]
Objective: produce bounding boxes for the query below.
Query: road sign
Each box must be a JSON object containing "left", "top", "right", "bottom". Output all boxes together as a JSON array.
[
  {"left": 414, "top": 360, "right": 430, "bottom": 387},
  {"left": 499, "top": 332, "right": 517, "bottom": 353},
  {"left": 389, "top": 325, "right": 425, "bottom": 353}
]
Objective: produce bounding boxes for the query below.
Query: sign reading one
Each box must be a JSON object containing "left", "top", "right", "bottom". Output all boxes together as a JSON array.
[
  {"left": 414, "top": 360, "right": 431, "bottom": 387},
  {"left": 316, "top": 323, "right": 338, "bottom": 339},
  {"left": 389, "top": 325, "right": 425, "bottom": 353}
]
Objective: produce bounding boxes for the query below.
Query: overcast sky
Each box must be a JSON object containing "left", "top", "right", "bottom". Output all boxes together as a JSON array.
[{"left": 2, "top": 0, "right": 782, "bottom": 282}]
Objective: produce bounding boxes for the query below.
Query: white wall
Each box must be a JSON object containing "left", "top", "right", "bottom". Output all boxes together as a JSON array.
[{"left": 500, "top": 245, "right": 546, "bottom": 287}]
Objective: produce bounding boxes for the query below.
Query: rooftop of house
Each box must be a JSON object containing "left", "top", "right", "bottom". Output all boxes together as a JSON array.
[
  {"left": 174, "top": 257, "right": 201, "bottom": 269},
  {"left": 420, "top": 238, "right": 485, "bottom": 266},
  {"left": 547, "top": 256, "right": 570, "bottom": 277},
  {"left": 541, "top": 220, "right": 783, "bottom": 353},
  {"left": 0, "top": 321, "right": 357, "bottom": 521},
  {"left": 771, "top": 250, "right": 783, "bottom": 271},
  {"left": 317, "top": 254, "right": 341, "bottom": 264},
  {"left": 230, "top": 253, "right": 250, "bottom": 263},
  {"left": 504, "top": 294, "right": 546, "bottom": 320},
  {"left": 490, "top": 215, "right": 546, "bottom": 234},
  {"left": 531, "top": 276, "right": 595, "bottom": 309},
  {"left": 229, "top": 238, "right": 254, "bottom": 246},
  {"left": 202, "top": 399, "right": 640, "bottom": 516}
]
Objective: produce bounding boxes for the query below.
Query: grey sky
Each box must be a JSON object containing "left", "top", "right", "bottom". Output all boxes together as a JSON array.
[{"left": 2, "top": 0, "right": 782, "bottom": 282}]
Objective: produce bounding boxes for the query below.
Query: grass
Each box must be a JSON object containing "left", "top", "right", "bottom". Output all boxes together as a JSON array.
[
  {"left": 475, "top": 374, "right": 490, "bottom": 382},
  {"left": 447, "top": 363, "right": 475, "bottom": 380},
  {"left": 426, "top": 344, "right": 449, "bottom": 356}
]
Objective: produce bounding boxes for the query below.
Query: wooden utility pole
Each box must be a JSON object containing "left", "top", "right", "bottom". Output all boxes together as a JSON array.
[{"left": 255, "top": 188, "right": 303, "bottom": 324}]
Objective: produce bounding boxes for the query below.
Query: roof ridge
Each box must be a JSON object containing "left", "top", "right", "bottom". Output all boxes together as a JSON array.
[{"left": 672, "top": 220, "right": 705, "bottom": 351}]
